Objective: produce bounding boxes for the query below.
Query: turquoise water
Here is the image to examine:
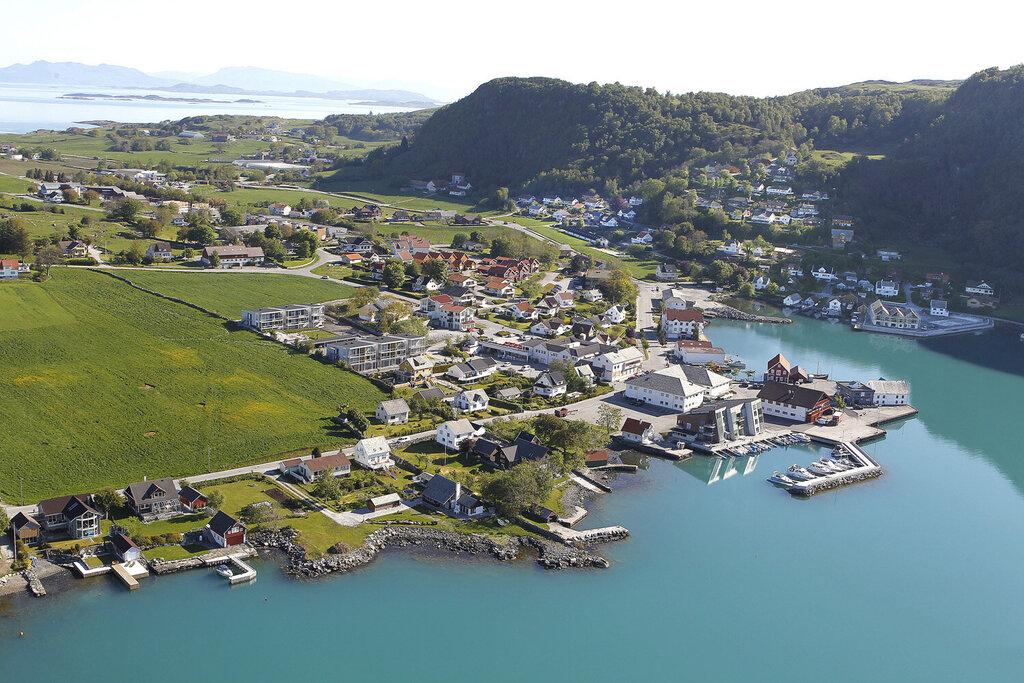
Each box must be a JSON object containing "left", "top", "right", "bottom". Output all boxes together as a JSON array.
[{"left": 4, "top": 316, "right": 1024, "bottom": 681}]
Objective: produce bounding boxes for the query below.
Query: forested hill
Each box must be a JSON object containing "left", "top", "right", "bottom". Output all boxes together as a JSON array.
[
  {"left": 370, "top": 76, "right": 950, "bottom": 193},
  {"left": 838, "top": 66, "right": 1024, "bottom": 274}
]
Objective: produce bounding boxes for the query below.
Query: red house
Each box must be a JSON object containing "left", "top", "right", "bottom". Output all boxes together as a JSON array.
[
  {"left": 765, "top": 353, "right": 793, "bottom": 382},
  {"left": 179, "top": 485, "right": 207, "bottom": 512},
  {"left": 207, "top": 511, "right": 246, "bottom": 547},
  {"left": 757, "top": 381, "right": 832, "bottom": 423}
]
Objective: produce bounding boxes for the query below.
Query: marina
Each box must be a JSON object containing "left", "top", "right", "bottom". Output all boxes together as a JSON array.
[{"left": 768, "top": 442, "right": 882, "bottom": 496}]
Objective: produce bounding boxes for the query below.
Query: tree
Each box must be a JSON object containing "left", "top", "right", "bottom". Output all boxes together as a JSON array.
[
  {"left": 220, "top": 207, "right": 244, "bottom": 226},
  {"left": 36, "top": 244, "right": 63, "bottom": 275},
  {"left": 95, "top": 487, "right": 123, "bottom": 515},
  {"left": 481, "top": 462, "right": 554, "bottom": 517},
  {"left": 706, "top": 260, "right": 734, "bottom": 284},
  {"left": 312, "top": 470, "right": 342, "bottom": 501},
  {"left": 569, "top": 253, "right": 594, "bottom": 273},
  {"left": 0, "top": 508, "right": 8, "bottom": 535},
  {"left": 138, "top": 220, "right": 160, "bottom": 239},
  {"left": 765, "top": 282, "right": 780, "bottom": 297},
  {"left": 186, "top": 223, "right": 217, "bottom": 245},
  {"left": 154, "top": 204, "right": 175, "bottom": 225},
  {"left": 377, "top": 300, "right": 412, "bottom": 334},
  {"left": 239, "top": 502, "right": 278, "bottom": 527},
  {"left": 421, "top": 257, "right": 448, "bottom": 282},
  {"left": 382, "top": 260, "right": 405, "bottom": 289},
  {"left": 83, "top": 189, "right": 100, "bottom": 205},
  {"left": 264, "top": 223, "right": 282, "bottom": 240},
  {"left": 738, "top": 282, "right": 755, "bottom": 297},
  {"left": 450, "top": 233, "right": 468, "bottom": 249},
  {"left": 206, "top": 490, "right": 225, "bottom": 510},
  {"left": 601, "top": 269, "right": 638, "bottom": 304},
  {"left": 209, "top": 252, "right": 221, "bottom": 268},
  {"left": 109, "top": 197, "right": 143, "bottom": 223},
  {"left": 596, "top": 404, "right": 624, "bottom": 434},
  {"left": 391, "top": 317, "right": 428, "bottom": 336}
]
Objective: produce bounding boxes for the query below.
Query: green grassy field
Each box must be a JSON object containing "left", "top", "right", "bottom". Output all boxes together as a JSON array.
[
  {"left": 374, "top": 222, "right": 507, "bottom": 245},
  {"left": 521, "top": 221, "right": 660, "bottom": 276},
  {"left": 110, "top": 270, "right": 354, "bottom": 318},
  {"left": 0, "top": 269, "right": 386, "bottom": 502}
]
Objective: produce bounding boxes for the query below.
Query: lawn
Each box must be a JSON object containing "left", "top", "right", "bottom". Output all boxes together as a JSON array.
[
  {"left": 374, "top": 222, "right": 507, "bottom": 246},
  {"left": 0, "top": 269, "right": 387, "bottom": 502},
  {"left": 110, "top": 270, "right": 354, "bottom": 318},
  {"left": 141, "top": 544, "right": 208, "bottom": 561},
  {"left": 202, "top": 478, "right": 373, "bottom": 556},
  {"left": 521, "top": 221, "right": 660, "bottom": 277}
]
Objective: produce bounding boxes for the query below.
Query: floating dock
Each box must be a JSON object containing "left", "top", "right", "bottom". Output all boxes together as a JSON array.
[
  {"left": 782, "top": 442, "right": 882, "bottom": 497},
  {"left": 111, "top": 562, "right": 140, "bottom": 590},
  {"left": 206, "top": 553, "right": 257, "bottom": 584}
]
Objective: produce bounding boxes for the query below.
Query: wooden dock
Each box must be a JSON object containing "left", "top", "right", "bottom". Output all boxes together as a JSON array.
[{"left": 111, "top": 563, "right": 139, "bottom": 590}]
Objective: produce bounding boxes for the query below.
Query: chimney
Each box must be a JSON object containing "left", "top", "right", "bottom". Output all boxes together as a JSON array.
[{"left": 454, "top": 481, "right": 462, "bottom": 505}]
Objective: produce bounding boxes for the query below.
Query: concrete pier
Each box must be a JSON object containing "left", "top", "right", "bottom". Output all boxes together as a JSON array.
[
  {"left": 784, "top": 442, "right": 882, "bottom": 497},
  {"left": 111, "top": 563, "right": 140, "bottom": 590}
]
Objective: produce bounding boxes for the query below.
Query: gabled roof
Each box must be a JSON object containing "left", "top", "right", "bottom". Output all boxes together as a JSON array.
[
  {"left": 422, "top": 474, "right": 459, "bottom": 505},
  {"left": 304, "top": 453, "right": 351, "bottom": 472},
  {"left": 663, "top": 308, "right": 704, "bottom": 323},
  {"left": 440, "top": 418, "right": 475, "bottom": 435},
  {"left": 179, "top": 485, "right": 206, "bottom": 504},
  {"left": 111, "top": 532, "right": 139, "bottom": 554},
  {"left": 124, "top": 477, "right": 177, "bottom": 505},
  {"left": 757, "top": 381, "right": 830, "bottom": 409},
  {"left": 378, "top": 398, "right": 410, "bottom": 416},
  {"left": 866, "top": 379, "right": 909, "bottom": 395},
  {"left": 622, "top": 417, "right": 653, "bottom": 435},
  {"left": 208, "top": 510, "right": 243, "bottom": 536}
]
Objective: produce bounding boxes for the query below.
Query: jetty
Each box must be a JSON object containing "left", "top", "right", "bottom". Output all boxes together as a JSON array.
[
  {"left": 780, "top": 442, "right": 882, "bottom": 497},
  {"left": 111, "top": 561, "right": 146, "bottom": 590},
  {"left": 208, "top": 553, "right": 257, "bottom": 584},
  {"left": 612, "top": 437, "right": 691, "bottom": 461},
  {"left": 24, "top": 569, "right": 46, "bottom": 597}
]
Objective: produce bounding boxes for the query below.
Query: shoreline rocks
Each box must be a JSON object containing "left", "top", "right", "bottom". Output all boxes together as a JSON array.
[
  {"left": 249, "top": 524, "right": 614, "bottom": 578},
  {"left": 705, "top": 303, "right": 792, "bottom": 324}
]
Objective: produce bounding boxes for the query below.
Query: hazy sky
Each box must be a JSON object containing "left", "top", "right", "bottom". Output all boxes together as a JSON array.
[{"left": 2, "top": 0, "right": 1022, "bottom": 100}]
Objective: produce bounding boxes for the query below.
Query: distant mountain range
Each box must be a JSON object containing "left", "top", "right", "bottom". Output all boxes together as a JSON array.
[{"left": 0, "top": 61, "right": 441, "bottom": 105}]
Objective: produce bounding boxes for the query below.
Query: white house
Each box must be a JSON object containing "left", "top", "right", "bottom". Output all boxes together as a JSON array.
[
  {"left": 582, "top": 289, "right": 603, "bottom": 303},
  {"left": 965, "top": 281, "right": 995, "bottom": 296},
  {"left": 674, "top": 339, "right": 728, "bottom": 365},
  {"left": 877, "top": 249, "right": 901, "bottom": 262},
  {"left": 930, "top": 299, "right": 948, "bottom": 317},
  {"left": 631, "top": 231, "right": 653, "bottom": 245},
  {"left": 1, "top": 258, "right": 21, "bottom": 279},
  {"left": 505, "top": 301, "right": 538, "bottom": 320},
  {"left": 111, "top": 533, "right": 142, "bottom": 562},
  {"left": 866, "top": 379, "right": 910, "bottom": 406},
  {"left": 656, "top": 264, "right": 678, "bottom": 281},
  {"left": 375, "top": 399, "right": 410, "bottom": 425},
  {"left": 436, "top": 418, "right": 481, "bottom": 450},
  {"left": 875, "top": 280, "right": 900, "bottom": 297},
  {"left": 782, "top": 293, "right": 803, "bottom": 307},
  {"left": 533, "top": 371, "right": 567, "bottom": 397},
  {"left": 146, "top": 242, "right": 173, "bottom": 261},
  {"left": 447, "top": 358, "right": 499, "bottom": 382},
  {"left": 620, "top": 417, "right": 658, "bottom": 445},
  {"left": 811, "top": 267, "right": 837, "bottom": 282},
  {"left": 624, "top": 366, "right": 707, "bottom": 412},
  {"left": 452, "top": 389, "right": 489, "bottom": 413},
  {"left": 826, "top": 297, "right": 843, "bottom": 317},
  {"left": 531, "top": 319, "right": 568, "bottom": 337},
  {"left": 661, "top": 308, "right": 705, "bottom": 339},
  {"left": 718, "top": 240, "right": 742, "bottom": 256},
  {"left": 285, "top": 453, "right": 352, "bottom": 483},
  {"left": 602, "top": 305, "right": 627, "bottom": 325},
  {"left": 590, "top": 346, "right": 645, "bottom": 381},
  {"left": 352, "top": 437, "right": 394, "bottom": 470},
  {"left": 269, "top": 203, "right": 291, "bottom": 216},
  {"left": 753, "top": 276, "right": 771, "bottom": 291}
]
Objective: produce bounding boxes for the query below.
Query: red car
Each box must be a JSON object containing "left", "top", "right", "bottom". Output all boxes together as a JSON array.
[{"left": 554, "top": 408, "right": 569, "bottom": 417}]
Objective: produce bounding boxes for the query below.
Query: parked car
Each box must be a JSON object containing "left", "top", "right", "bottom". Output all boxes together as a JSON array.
[{"left": 554, "top": 408, "right": 569, "bottom": 417}]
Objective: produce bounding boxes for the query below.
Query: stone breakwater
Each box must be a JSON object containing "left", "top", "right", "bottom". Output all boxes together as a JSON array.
[
  {"left": 249, "top": 525, "right": 621, "bottom": 577},
  {"left": 704, "top": 303, "right": 792, "bottom": 324}
]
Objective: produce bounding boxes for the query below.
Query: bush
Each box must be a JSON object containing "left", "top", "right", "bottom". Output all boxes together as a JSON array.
[
  {"left": 66, "top": 257, "right": 99, "bottom": 266},
  {"left": 327, "top": 541, "right": 351, "bottom": 554}
]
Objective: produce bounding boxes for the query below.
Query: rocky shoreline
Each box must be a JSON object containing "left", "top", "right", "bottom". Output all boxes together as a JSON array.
[
  {"left": 249, "top": 524, "right": 617, "bottom": 577},
  {"left": 705, "top": 303, "right": 792, "bottom": 324}
]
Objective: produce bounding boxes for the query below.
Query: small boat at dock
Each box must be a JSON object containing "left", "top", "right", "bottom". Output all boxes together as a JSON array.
[
  {"left": 768, "top": 471, "right": 796, "bottom": 486},
  {"left": 215, "top": 565, "right": 232, "bottom": 578},
  {"left": 787, "top": 465, "right": 816, "bottom": 481},
  {"left": 806, "top": 462, "right": 834, "bottom": 476}
]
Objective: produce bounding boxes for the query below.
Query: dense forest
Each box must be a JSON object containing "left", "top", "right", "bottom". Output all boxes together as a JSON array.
[
  {"left": 838, "top": 66, "right": 1024, "bottom": 279},
  {"left": 365, "top": 76, "right": 951, "bottom": 194}
]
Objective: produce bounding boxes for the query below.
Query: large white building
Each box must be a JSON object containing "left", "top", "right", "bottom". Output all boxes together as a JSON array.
[
  {"left": 242, "top": 304, "right": 325, "bottom": 331},
  {"left": 866, "top": 379, "right": 910, "bottom": 406},
  {"left": 624, "top": 366, "right": 709, "bottom": 413},
  {"left": 352, "top": 437, "right": 394, "bottom": 470},
  {"left": 590, "top": 346, "right": 645, "bottom": 381},
  {"left": 661, "top": 309, "right": 705, "bottom": 339},
  {"left": 436, "top": 419, "right": 481, "bottom": 450}
]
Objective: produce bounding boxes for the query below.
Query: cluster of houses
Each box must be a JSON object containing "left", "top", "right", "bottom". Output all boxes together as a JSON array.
[
  {"left": 405, "top": 172, "right": 474, "bottom": 198},
  {"left": 8, "top": 478, "right": 247, "bottom": 560},
  {"left": 516, "top": 191, "right": 643, "bottom": 230}
]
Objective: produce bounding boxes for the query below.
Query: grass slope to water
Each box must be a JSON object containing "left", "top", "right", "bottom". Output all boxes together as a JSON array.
[
  {"left": 0, "top": 269, "right": 386, "bottom": 502},
  {"left": 115, "top": 270, "right": 354, "bottom": 318}
]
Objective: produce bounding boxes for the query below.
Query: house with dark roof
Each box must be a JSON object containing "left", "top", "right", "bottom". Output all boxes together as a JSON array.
[
  {"left": 123, "top": 477, "right": 181, "bottom": 519},
  {"left": 207, "top": 511, "right": 246, "bottom": 547},
  {"left": 178, "top": 486, "right": 207, "bottom": 512},
  {"left": 620, "top": 418, "right": 657, "bottom": 444},
  {"left": 756, "top": 381, "right": 832, "bottom": 423},
  {"left": 376, "top": 398, "right": 411, "bottom": 425},
  {"left": 110, "top": 532, "right": 141, "bottom": 562},
  {"left": 446, "top": 357, "right": 499, "bottom": 382},
  {"left": 37, "top": 494, "right": 102, "bottom": 539},
  {"left": 533, "top": 371, "right": 567, "bottom": 398},
  {"left": 472, "top": 434, "right": 548, "bottom": 469},
  {"left": 421, "top": 474, "right": 488, "bottom": 517},
  {"left": 9, "top": 512, "right": 41, "bottom": 546}
]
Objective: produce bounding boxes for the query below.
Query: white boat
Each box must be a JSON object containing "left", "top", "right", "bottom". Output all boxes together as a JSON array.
[
  {"left": 768, "top": 471, "right": 796, "bottom": 486},
  {"left": 787, "top": 465, "right": 816, "bottom": 481},
  {"left": 824, "top": 458, "right": 850, "bottom": 471},
  {"left": 806, "top": 462, "right": 834, "bottom": 476},
  {"left": 215, "top": 564, "right": 232, "bottom": 578}
]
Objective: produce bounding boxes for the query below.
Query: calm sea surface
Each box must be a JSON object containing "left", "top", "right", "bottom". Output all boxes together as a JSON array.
[
  {"left": 3, "top": 315, "right": 1024, "bottom": 681},
  {"left": 0, "top": 83, "right": 420, "bottom": 133}
]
